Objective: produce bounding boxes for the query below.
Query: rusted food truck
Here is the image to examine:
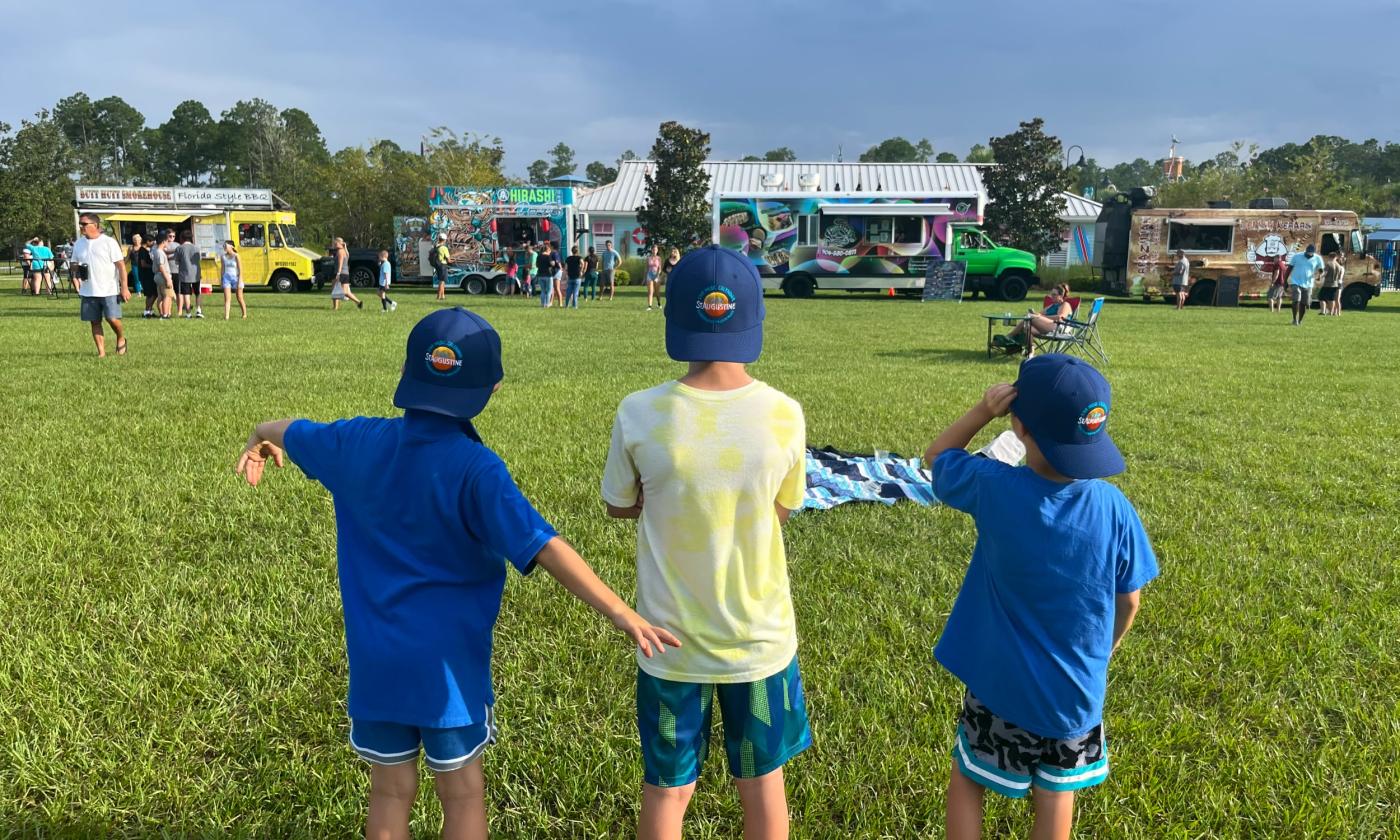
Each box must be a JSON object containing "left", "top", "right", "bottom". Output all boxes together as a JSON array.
[{"left": 1096, "top": 196, "right": 1380, "bottom": 309}]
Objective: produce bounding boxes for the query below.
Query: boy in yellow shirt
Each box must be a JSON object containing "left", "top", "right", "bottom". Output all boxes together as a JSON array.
[{"left": 602, "top": 246, "right": 809, "bottom": 840}]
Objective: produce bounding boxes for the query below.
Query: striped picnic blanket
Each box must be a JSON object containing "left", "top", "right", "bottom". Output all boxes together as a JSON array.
[{"left": 801, "top": 432, "right": 1024, "bottom": 513}]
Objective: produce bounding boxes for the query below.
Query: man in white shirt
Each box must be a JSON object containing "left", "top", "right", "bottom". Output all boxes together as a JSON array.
[{"left": 72, "top": 212, "right": 130, "bottom": 357}]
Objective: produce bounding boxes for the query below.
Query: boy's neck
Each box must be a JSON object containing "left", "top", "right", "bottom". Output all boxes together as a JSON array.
[
  {"left": 679, "top": 361, "right": 754, "bottom": 391},
  {"left": 1025, "top": 449, "right": 1074, "bottom": 483}
]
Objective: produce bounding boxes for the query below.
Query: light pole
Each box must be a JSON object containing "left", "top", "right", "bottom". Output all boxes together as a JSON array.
[{"left": 1065, "top": 145, "right": 1086, "bottom": 169}]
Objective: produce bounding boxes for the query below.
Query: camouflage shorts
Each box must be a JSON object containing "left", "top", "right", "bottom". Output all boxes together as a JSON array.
[{"left": 952, "top": 692, "right": 1108, "bottom": 799}]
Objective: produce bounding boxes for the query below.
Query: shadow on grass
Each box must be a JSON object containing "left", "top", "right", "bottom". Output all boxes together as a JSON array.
[{"left": 874, "top": 347, "right": 1012, "bottom": 363}]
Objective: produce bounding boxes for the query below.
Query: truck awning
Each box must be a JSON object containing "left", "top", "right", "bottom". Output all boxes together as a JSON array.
[
  {"left": 819, "top": 203, "right": 951, "bottom": 216},
  {"left": 100, "top": 210, "right": 225, "bottom": 222}
]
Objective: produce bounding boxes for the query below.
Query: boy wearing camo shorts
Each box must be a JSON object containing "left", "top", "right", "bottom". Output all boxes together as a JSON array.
[{"left": 923, "top": 355, "right": 1159, "bottom": 840}]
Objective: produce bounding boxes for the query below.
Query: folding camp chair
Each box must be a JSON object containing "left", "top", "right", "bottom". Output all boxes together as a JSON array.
[{"left": 1032, "top": 297, "right": 1108, "bottom": 365}]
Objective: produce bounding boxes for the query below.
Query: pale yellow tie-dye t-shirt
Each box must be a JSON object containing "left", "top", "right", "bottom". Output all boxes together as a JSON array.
[{"left": 601, "top": 380, "right": 806, "bottom": 683}]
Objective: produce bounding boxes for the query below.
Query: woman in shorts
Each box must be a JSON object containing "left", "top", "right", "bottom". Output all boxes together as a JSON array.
[
  {"left": 644, "top": 247, "right": 661, "bottom": 310},
  {"left": 1319, "top": 252, "right": 1344, "bottom": 316},
  {"left": 658, "top": 246, "right": 681, "bottom": 308},
  {"left": 330, "top": 237, "right": 363, "bottom": 311},
  {"left": 221, "top": 240, "right": 247, "bottom": 320}
]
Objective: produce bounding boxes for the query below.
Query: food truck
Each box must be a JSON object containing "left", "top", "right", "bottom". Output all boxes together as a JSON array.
[
  {"left": 713, "top": 192, "right": 1037, "bottom": 300},
  {"left": 394, "top": 186, "right": 583, "bottom": 295},
  {"left": 74, "top": 185, "right": 319, "bottom": 292},
  {"left": 1094, "top": 194, "right": 1380, "bottom": 308}
]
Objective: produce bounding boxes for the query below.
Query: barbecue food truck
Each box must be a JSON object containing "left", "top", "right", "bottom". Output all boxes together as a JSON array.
[
  {"left": 713, "top": 192, "right": 1038, "bottom": 300},
  {"left": 393, "top": 186, "right": 581, "bottom": 295},
  {"left": 73, "top": 185, "right": 319, "bottom": 292},
  {"left": 1094, "top": 194, "right": 1380, "bottom": 309}
]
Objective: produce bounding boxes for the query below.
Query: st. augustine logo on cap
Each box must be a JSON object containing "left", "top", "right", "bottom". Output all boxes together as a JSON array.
[
  {"left": 696, "top": 284, "right": 737, "bottom": 324},
  {"left": 425, "top": 340, "right": 464, "bottom": 377},
  {"left": 1078, "top": 401, "right": 1108, "bottom": 436}
]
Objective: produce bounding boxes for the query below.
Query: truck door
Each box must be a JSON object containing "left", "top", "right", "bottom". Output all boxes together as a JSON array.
[
  {"left": 236, "top": 220, "right": 271, "bottom": 286},
  {"left": 956, "top": 229, "right": 997, "bottom": 275}
]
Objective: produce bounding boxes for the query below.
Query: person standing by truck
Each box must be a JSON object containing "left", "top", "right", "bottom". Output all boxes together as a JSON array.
[
  {"left": 535, "top": 242, "right": 560, "bottom": 308},
  {"left": 1170, "top": 249, "right": 1190, "bottom": 310},
  {"left": 222, "top": 240, "right": 247, "bottom": 320},
  {"left": 565, "top": 245, "right": 584, "bottom": 309},
  {"left": 175, "top": 231, "right": 204, "bottom": 318},
  {"left": 1288, "top": 244, "right": 1324, "bottom": 326},
  {"left": 1320, "top": 253, "right": 1345, "bottom": 317},
  {"left": 1267, "top": 255, "right": 1288, "bottom": 314},
  {"left": 583, "top": 246, "right": 600, "bottom": 301},
  {"left": 149, "top": 236, "right": 173, "bottom": 319},
  {"left": 72, "top": 212, "right": 130, "bottom": 357},
  {"left": 431, "top": 233, "right": 452, "bottom": 301}
]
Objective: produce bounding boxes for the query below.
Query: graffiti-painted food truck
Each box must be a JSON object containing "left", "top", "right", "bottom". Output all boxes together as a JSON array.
[
  {"left": 394, "top": 186, "right": 581, "bottom": 295},
  {"left": 1095, "top": 198, "right": 1380, "bottom": 309},
  {"left": 713, "top": 192, "right": 1036, "bottom": 300},
  {"left": 75, "top": 185, "right": 319, "bottom": 292}
]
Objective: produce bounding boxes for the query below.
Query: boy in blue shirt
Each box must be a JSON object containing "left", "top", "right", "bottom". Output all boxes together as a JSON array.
[
  {"left": 376, "top": 249, "right": 396, "bottom": 312},
  {"left": 924, "top": 355, "right": 1158, "bottom": 840},
  {"left": 235, "top": 308, "right": 679, "bottom": 840}
]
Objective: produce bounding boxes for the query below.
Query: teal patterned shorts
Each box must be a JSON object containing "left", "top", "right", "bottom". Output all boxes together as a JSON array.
[{"left": 636, "top": 655, "right": 811, "bottom": 787}]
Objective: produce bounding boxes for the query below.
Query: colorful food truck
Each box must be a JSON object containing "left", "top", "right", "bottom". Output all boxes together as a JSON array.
[
  {"left": 713, "top": 192, "right": 1037, "bottom": 300},
  {"left": 1095, "top": 196, "right": 1381, "bottom": 308},
  {"left": 394, "top": 186, "right": 582, "bottom": 295},
  {"left": 74, "top": 185, "right": 319, "bottom": 292}
]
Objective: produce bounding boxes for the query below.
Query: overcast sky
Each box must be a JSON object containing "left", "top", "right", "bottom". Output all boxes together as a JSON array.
[{"left": 3, "top": 0, "right": 1396, "bottom": 177}]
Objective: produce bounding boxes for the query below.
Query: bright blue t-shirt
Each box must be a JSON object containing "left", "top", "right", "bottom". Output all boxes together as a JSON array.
[
  {"left": 378, "top": 260, "right": 391, "bottom": 285},
  {"left": 30, "top": 244, "right": 52, "bottom": 269},
  {"left": 932, "top": 449, "right": 1158, "bottom": 739},
  {"left": 600, "top": 249, "right": 620, "bottom": 270},
  {"left": 1288, "top": 253, "right": 1324, "bottom": 287},
  {"left": 284, "top": 411, "right": 557, "bottom": 728}
]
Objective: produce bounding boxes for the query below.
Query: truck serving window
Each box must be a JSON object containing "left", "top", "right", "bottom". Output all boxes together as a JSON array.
[
  {"left": 797, "top": 215, "right": 818, "bottom": 245},
  {"left": 893, "top": 216, "right": 923, "bottom": 244},
  {"left": 1168, "top": 222, "right": 1233, "bottom": 253}
]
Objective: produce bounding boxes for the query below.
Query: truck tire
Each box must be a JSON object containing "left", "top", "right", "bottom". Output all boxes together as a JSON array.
[
  {"left": 1186, "top": 280, "right": 1216, "bottom": 307},
  {"left": 783, "top": 273, "right": 816, "bottom": 298},
  {"left": 463, "top": 275, "right": 487, "bottom": 296},
  {"left": 1340, "top": 283, "right": 1372, "bottom": 311},
  {"left": 350, "top": 265, "right": 375, "bottom": 288},
  {"left": 995, "top": 271, "right": 1031, "bottom": 302},
  {"left": 493, "top": 276, "right": 514, "bottom": 296},
  {"left": 270, "top": 270, "right": 297, "bottom": 293}
]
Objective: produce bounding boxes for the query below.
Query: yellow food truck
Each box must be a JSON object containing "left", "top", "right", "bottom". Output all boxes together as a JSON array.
[{"left": 74, "top": 186, "right": 319, "bottom": 292}]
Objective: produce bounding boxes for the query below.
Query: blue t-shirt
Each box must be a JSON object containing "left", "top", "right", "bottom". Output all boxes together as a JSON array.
[
  {"left": 30, "top": 244, "right": 52, "bottom": 269},
  {"left": 1288, "top": 253, "right": 1324, "bottom": 287},
  {"left": 600, "top": 249, "right": 620, "bottom": 270},
  {"left": 932, "top": 449, "right": 1158, "bottom": 739},
  {"left": 378, "top": 261, "right": 391, "bottom": 285},
  {"left": 284, "top": 411, "right": 557, "bottom": 728}
]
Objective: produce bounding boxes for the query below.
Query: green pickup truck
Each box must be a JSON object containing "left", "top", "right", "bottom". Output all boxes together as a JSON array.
[{"left": 946, "top": 223, "right": 1038, "bottom": 301}]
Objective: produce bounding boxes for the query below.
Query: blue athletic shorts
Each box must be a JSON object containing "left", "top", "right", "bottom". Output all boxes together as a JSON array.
[
  {"left": 952, "top": 691, "right": 1108, "bottom": 799},
  {"left": 350, "top": 706, "right": 497, "bottom": 773},
  {"left": 637, "top": 655, "right": 811, "bottom": 788}
]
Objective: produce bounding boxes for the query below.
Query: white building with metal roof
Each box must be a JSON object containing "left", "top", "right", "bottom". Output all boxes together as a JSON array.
[
  {"left": 1045, "top": 191, "right": 1103, "bottom": 268},
  {"left": 577, "top": 159, "right": 988, "bottom": 256}
]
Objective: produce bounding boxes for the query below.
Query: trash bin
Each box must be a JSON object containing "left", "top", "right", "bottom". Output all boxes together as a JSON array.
[{"left": 1215, "top": 275, "right": 1240, "bottom": 307}]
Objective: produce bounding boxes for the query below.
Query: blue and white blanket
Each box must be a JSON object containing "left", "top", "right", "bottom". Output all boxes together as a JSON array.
[{"left": 801, "top": 432, "right": 1024, "bottom": 513}]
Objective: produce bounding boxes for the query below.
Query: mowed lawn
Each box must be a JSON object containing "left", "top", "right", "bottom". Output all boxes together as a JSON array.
[{"left": 1, "top": 283, "right": 1397, "bottom": 839}]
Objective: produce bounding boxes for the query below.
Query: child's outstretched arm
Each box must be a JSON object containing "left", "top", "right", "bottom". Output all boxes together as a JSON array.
[
  {"left": 235, "top": 419, "right": 295, "bottom": 486},
  {"left": 924, "top": 383, "right": 1017, "bottom": 467},
  {"left": 533, "top": 536, "right": 680, "bottom": 658}
]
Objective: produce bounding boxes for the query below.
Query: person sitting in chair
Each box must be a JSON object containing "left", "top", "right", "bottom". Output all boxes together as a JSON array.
[{"left": 994, "top": 283, "right": 1073, "bottom": 353}]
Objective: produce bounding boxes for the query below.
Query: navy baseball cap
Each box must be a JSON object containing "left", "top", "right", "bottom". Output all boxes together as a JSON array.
[
  {"left": 1011, "top": 355, "right": 1125, "bottom": 480},
  {"left": 663, "top": 245, "right": 765, "bottom": 363},
  {"left": 393, "top": 307, "right": 503, "bottom": 420}
]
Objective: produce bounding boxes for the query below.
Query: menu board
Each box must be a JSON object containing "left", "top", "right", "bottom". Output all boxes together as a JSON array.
[{"left": 922, "top": 259, "right": 967, "bottom": 302}]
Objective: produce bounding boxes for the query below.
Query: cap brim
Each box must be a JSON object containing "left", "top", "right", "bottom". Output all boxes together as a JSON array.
[
  {"left": 665, "top": 322, "right": 763, "bottom": 364},
  {"left": 1038, "top": 432, "right": 1125, "bottom": 480},
  {"left": 392, "top": 378, "right": 494, "bottom": 420}
]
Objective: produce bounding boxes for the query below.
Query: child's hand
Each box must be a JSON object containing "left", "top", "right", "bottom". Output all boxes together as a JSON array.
[
  {"left": 980, "top": 383, "right": 1017, "bottom": 418},
  {"left": 236, "top": 440, "right": 285, "bottom": 487},
  {"left": 612, "top": 609, "right": 681, "bottom": 659}
]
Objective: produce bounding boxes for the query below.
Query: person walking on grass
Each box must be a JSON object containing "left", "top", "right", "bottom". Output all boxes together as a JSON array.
[
  {"left": 600, "top": 240, "right": 620, "bottom": 301},
  {"left": 221, "top": 240, "right": 247, "bottom": 320},
  {"left": 432, "top": 233, "right": 451, "bottom": 301},
  {"left": 644, "top": 247, "right": 661, "bottom": 310},
  {"left": 583, "top": 246, "right": 600, "bottom": 301},
  {"left": 1267, "top": 254, "right": 1288, "bottom": 314},
  {"left": 565, "top": 245, "right": 583, "bottom": 308},
  {"left": 377, "top": 249, "right": 397, "bottom": 312},
  {"left": 1288, "top": 244, "right": 1323, "bottom": 326},
  {"left": 149, "top": 235, "right": 173, "bottom": 319},
  {"left": 175, "top": 231, "right": 203, "bottom": 318},
  {"left": 72, "top": 212, "right": 130, "bottom": 358},
  {"left": 1169, "top": 248, "right": 1189, "bottom": 310},
  {"left": 603, "top": 246, "right": 810, "bottom": 840},
  {"left": 1319, "top": 252, "right": 1344, "bottom": 316},
  {"left": 924, "top": 355, "right": 1157, "bottom": 840},
  {"left": 235, "top": 307, "right": 678, "bottom": 840},
  {"left": 331, "top": 237, "right": 364, "bottom": 311}
]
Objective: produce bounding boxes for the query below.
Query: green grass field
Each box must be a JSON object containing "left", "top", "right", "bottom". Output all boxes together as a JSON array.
[{"left": 2, "top": 285, "right": 1397, "bottom": 838}]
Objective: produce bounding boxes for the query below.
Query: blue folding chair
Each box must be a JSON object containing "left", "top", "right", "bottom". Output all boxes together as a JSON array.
[{"left": 1033, "top": 297, "right": 1108, "bottom": 365}]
